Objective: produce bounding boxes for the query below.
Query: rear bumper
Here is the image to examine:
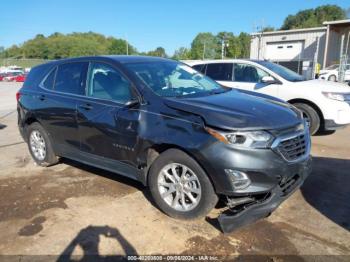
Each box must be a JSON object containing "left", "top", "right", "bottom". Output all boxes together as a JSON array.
[{"left": 218, "top": 158, "right": 311, "bottom": 233}]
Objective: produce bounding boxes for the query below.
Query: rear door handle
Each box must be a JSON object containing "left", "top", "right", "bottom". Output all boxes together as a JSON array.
[
  {"left": 39, "top": 95, "right": 46, "bottom": 101},
  {"left": 79, "top": 103, "right": 93, "bottom": 111}
]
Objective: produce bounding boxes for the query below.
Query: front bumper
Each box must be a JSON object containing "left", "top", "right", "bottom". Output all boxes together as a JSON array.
[
  {"left": 218, "top": 160, "right": 311, "bottom": 233},
  {"left": 324, "top": 119, "right": 349, "bottom": 130}
]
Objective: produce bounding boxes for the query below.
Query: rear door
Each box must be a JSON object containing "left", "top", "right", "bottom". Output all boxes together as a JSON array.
[
  {"left": 204, "top": 63, "right": 233, "bottom": 86},
  {"left": 38, "top": 62, "right": 88, "bottom": 153}
]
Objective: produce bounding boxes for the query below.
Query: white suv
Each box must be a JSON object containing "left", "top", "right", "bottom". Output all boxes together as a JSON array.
[
  {"left": 319, "top": 64, "right": 350, "bottom": 82},
  {"left": 185, "top": 59, "right": 350, "bottom": 134}
]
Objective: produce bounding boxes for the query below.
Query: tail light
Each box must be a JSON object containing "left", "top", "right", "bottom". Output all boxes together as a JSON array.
[{"left": 16, "top": 92, "right": 21, "bottom": 102}]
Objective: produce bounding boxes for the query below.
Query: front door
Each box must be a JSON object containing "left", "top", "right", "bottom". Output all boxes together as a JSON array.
[
  {"left": 77, "top": 61, "right": 140, "bottom": 166},
  {"left": 230, "top": 63, "right": 279, "bottom": 97}
]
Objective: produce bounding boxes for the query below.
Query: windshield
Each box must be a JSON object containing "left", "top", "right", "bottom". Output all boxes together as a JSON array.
[
  {"left": 125, "top": 61, "right": 226, "bottom": 97},
  {"left": 256, "top": 61, "right": 305, "bottom": 82},
  {"left": 325, "top": 64, "right": 339, "bottom": 70}
]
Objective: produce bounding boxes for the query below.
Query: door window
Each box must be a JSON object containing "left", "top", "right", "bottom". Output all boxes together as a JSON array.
[
  {"left": 87, "top": 62, "right": 132, "bottom": 103},
  {"left": 206, "top": 63, "right": 233, "bottom": 81},
  {"left": 54, "top": 62, "right": 88, "bottom": 95},
  {"left": 41, "top": 67, "right": 57, "bottom": 90},
  {"left": 192, "top": 64, "right": 206, "bottom": 74},
  {"left": 234, "top": 63, "right": 269, "bottom": 83}
]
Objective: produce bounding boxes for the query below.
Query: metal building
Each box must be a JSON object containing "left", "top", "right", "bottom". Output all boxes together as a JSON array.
[{"left": 250, "top": 19, "right": 350, "bottom": 78}]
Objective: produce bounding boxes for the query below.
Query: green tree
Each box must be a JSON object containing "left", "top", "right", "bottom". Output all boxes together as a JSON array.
[
  {"left": 0, "top": 32, "right": 137, "bottom": 59},
  {"left": 281, "top": 5, "right": 346, "bottom": 30},
  {"left": 261, "top": 26, "right": 275, "bottom": 32},
  {"left": 215, "top": 31, "right": 250, "bottom": 58},
  {"left": 107, "top": 36, "right": 137, "bottom": 55},
  {"left": 172, "top": 47, "right": 191, "bottom": 60},
  {"left": 146, "top": 47, "right": 167, "bottom": 57},
  {"left": 190, "top": 33, "right": 219, "bottom": 59},
  {"left": 237, "top": 32, "right": 251, "bottom": 58}
]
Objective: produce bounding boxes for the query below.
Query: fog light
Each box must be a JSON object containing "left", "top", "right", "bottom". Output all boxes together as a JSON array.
[{"left": 225, "top": 169, "right": 251, "bottom": 190}]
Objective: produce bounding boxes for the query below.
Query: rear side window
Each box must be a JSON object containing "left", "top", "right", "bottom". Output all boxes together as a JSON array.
[
  {"left": 192, "top": 64, "right": 206, "bottom": 74},
  {"left": 54, "top": 62, "right": 88, "bottom": 95},
  {"left": 206, "top": 63, "right": 233, "bottom": 81},
  {"left": 41, "top": 67, "right": 56, "bottom": 90}
]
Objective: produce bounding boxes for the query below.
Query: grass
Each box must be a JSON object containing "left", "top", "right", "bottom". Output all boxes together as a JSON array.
[{"left": 0, "top": 58, "right": 50, "bottom": 68}]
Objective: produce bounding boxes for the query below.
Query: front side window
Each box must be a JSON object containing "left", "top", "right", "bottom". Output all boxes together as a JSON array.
[
  {"left": 206, "top": 63, "right": 233, "bottom": 81},
  {"left": 54, "top": 62, "right": 88, "bottom": 95},
  {"left": 125, "top": 61, "right": 226, "bottom": 98},
  {"left": 255, "top": 61, "right": 305, "bottom": 82},
  {"left": 87, "top": 62, "right": 132, "bottom": 103},
  {"left": 234, "top": 63, "right": 269, "bottom": 83}
]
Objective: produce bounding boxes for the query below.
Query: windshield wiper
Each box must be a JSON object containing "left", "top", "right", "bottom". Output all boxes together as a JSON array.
[{"left": 209, "top": 88, "right": 230, "bottom": 95}]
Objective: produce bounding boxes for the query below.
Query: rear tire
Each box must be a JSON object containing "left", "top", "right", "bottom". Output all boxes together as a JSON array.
[
  {"left": 148, "top": 149, "right": 218, "bottom": 219},
  {"left": 27, "top": 122, "right": 58, "bottom": 167},
  {"left": 293, "top": 103, "right": 320, "bottom": 135}
]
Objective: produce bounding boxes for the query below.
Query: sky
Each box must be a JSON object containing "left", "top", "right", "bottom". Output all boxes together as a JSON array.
[{"left": 0, "top": 0, "right": 349, "bottom": 55}]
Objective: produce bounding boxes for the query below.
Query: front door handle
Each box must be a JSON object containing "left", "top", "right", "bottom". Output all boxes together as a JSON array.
[
  {"left": 39, "top": 95, "right": 46, "bottom": 101},
  {"left": 79, "top": 103, "right": 93, "bottom": 111}
]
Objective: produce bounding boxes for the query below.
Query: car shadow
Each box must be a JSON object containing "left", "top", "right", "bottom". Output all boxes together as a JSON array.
[
  {"left": 61, "top": 158, "right": 145, "bottom": 191},
  {"left": 57, "top": 225, "right": 137, "bottom": 261},
  {"left": 300, "top": 156, "right": 350, "bottom": 231},
  {"left": 61, "top": 158, "right": 163, "bottom": 211}
]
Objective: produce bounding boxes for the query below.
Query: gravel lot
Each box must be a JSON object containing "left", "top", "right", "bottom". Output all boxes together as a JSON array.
[{"left": 0, "top": 82, "right": 349, "bottom": 261}]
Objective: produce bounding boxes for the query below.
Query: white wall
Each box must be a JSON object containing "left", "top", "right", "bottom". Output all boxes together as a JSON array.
[{"left": 250, "top": 28, "right": 326, "bottom": 64}]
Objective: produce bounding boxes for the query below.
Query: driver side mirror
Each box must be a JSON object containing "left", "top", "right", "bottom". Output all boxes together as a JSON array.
[
  {"left": 261, "top": 76, "right": 277, "bottom": 84},
  {"left": 125, "top": 98, "right": 140, "bottom": 108}
]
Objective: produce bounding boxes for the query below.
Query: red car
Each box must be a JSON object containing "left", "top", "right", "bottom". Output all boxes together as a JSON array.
[
  {"left": 0, "top": 73, "right": 9, "bottom": 81},
  {"left": 14, "top": 74, "right": 27, "bottom": 82}
]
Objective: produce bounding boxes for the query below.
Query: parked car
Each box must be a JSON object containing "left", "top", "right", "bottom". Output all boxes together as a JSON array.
[
  {"left": 319, "top": 64, "right": 350, "bottom": 82},
  {"left": 17, "top": 56, "right": 312, "bottom": 232},
  {"left": 3, "top": 71, "right": 23, "bottom": 81},
  {"left": 186, "top": 59, "right": 350, "bottom": 135},
  {"left": 0, "top": 73, "right": 9, "bottom": 81},
  {"left": 14, "top": 74, "right": 27, "bottom": 82}
]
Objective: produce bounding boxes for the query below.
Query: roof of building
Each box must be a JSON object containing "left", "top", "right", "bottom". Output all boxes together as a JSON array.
[
  {"left": 251, "top": 27, "right": 326, "bottom": 36},
  {"left": 323, "top": 19, "right": 350, "bottom": 26}
]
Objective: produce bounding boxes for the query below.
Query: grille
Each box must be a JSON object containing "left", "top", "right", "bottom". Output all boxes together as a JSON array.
[
  {"left": 278, "top": 134, "right": 307, "bottom": 161},
  {"left": 279, "top": 174, "right": 300, "bottom": 196}
]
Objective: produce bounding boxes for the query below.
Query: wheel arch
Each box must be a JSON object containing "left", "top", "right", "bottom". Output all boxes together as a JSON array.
[
  {"left": 288, "top": 98, "right": 325, "bottom": 127},
  {"left": 144, "top": 144, "right": 218, "bottom": 192}
]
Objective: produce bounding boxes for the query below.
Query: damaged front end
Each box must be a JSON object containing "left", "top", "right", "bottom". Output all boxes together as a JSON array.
[{"left": 217, "top": 174, "right": 304, "bottom": 233}]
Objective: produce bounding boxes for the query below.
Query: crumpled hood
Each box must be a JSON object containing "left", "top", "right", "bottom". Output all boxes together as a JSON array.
[
  {"left": 165, "top": 90, "right": 302, "bottom": 131},
  {"left": 293, "top": 79, "right": 350, "bottom": 92}
]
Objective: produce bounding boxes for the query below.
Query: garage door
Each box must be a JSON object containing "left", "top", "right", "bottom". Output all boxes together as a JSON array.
[{"left": 265, "top": 41, "right": 304, "bottom": 60}]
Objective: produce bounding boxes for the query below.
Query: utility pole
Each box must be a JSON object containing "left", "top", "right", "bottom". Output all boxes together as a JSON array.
[
  {"left": 339, "top": 34, "right": 346, "bottom": 83},
  {"left": 125, "top": 34, "right": 129, "bottom": 55},
  {"left": 312, "top": 37, "right": 320, "bottom": 79},
  {"left": 202, "top": 43, "right": 206, "bottom": 60}
]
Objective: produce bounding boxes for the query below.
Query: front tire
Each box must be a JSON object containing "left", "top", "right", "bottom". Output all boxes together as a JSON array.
[
  {"left": 27, "top": 122, "right": 58, "bottom": 167},
  {"left": 328, "top": 75, "right": 337, "bottom": 81},
  {"left": 293, "top": 103, "right": 320, "bottom": 135},
  {"left": 149, "top": 149, "right": 218, "bottom": 219}
]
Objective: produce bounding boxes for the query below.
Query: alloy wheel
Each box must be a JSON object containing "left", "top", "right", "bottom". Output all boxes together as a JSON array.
[
  {"left": 30, "top": 130, "right": 46, "bottom": 161},
  {"left": 158, "top": 163, "right": 201, "bottom": 212}
]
